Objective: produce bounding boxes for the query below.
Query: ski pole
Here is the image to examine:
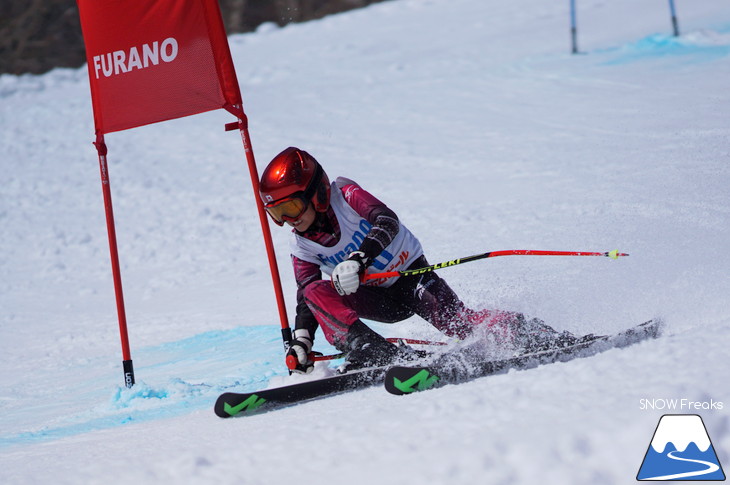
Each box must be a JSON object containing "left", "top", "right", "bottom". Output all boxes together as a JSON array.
[{"left": 363, "top": 249, "right": 628, "bottom": 281}]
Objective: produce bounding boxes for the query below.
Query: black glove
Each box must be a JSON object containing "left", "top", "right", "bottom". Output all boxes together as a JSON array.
[{"left": 286, "top": 332, "right": 314, "bottom": 374}]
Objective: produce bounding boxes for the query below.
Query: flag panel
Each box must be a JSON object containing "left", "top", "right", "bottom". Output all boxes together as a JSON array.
[{"left": 77, "top": 0, "right": 241, "bottom": 134}]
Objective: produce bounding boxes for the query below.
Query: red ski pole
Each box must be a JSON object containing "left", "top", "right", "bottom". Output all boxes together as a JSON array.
[{"left": 364, "top": 249, "right": 628, "bottom": 281}]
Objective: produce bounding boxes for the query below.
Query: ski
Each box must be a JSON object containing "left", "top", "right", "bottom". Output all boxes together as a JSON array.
[
  {"left": 214, "top": 366, "right": 386, "bottom": 417},
  {"left": 384, "top": 318, "right": 663, "bottom": 395}
]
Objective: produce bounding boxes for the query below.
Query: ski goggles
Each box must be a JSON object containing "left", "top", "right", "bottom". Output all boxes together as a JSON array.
[{"left": 264, "top": 195, "right": 309, "bottom": 226}]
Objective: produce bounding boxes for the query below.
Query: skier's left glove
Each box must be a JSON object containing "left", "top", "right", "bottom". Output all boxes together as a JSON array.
[
  {"left": 286, "top": 331, "right": 314, "bottom": 374},
  {"left": 331, "top": 251, "right": 368, "bottom": 296}
]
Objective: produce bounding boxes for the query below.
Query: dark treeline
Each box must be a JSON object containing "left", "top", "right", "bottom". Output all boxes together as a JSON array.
[{"left": 0, "top": 0, "right": 386, "bottom": 75}]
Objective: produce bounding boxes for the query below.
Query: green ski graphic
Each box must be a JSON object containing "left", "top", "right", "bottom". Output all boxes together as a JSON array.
[
  {"left": 223, "top": 394, "right": 267, "bottom": 416},
  {"left": 392, "top": 369, "right": 440, "bottom": 393}
]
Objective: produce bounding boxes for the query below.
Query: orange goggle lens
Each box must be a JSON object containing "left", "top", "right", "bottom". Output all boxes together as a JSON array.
[{"left": 265, "top": 196, "right": 307, "bottom": 225}]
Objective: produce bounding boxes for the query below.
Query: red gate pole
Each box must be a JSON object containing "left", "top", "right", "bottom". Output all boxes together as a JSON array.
[
  {"left": 224, "top": 105, "right": 292, "bottom": 350},
  {"left": 93, "top": 134, "right": 135, "bottom": 388}
]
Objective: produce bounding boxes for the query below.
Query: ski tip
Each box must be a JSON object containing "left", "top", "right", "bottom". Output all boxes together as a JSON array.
[{"left": 646, "top": 318, "right": 665, "bottom": 338}]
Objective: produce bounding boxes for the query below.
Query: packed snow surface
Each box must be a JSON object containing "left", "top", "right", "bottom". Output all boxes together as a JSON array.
[{"left": 1, "top": 0, "right": 729, "bottom": 483}]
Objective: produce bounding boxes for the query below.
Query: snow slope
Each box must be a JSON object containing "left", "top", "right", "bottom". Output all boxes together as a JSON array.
[{"left": 1, "top": 0, "right": 729, "bottom": 483}]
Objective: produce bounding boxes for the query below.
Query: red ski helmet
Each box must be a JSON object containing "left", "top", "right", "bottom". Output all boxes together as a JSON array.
[{"left": 259, "top": 147, "right": 331, "bottom": 226}]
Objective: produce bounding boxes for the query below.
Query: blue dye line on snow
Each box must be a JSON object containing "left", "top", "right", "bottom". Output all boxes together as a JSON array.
[
  {"left": 599, "top": 31, "right": 730, "bottom": 66},
  {"left": 0, "top": 325, "right": 312, "bottom": 449}
]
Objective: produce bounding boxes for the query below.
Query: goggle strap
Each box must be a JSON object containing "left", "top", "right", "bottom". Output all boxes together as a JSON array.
[{"left": 302, "top": 163, "right": 323, "bottom": 202}]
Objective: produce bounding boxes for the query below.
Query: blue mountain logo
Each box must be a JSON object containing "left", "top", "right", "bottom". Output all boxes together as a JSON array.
[{"left": 637, "top": 414, "right": 725, "bottom": 481}]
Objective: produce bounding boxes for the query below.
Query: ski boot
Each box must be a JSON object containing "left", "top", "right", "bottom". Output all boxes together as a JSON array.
[
  {"left": 337, "top": 320, "right": 421, "bottom": 373},
  {"left": 510, "top": 314, "right": 598, "bottom": 354}
]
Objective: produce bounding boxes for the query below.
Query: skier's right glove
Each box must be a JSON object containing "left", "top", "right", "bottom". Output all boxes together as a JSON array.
[
  {"left": 286, "top": 334, "right": 314, "bottom": 374},
  {"left": 331, "top": 251, "right": 368, "bottom": 296}
]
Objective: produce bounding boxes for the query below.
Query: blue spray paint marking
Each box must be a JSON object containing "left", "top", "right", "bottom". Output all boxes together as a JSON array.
[
  {"left": 600, "top": 31, "right": 730, "bottom": 66},
  {"left": 0, "top": 325, "right": 338, "bottom": 449}
]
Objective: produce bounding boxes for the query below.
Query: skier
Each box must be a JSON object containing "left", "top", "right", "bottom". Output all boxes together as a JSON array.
[{"left": 260, "top": 147, "right": 581, "bottom": 374}]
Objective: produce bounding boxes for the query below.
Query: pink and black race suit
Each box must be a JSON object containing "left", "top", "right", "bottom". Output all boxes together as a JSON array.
[
  {"left": 291, "top": 178, "right": 422, "bottom": 287},
  {"left": 289, "top": 178, "right": 513, "bottom": 349}
]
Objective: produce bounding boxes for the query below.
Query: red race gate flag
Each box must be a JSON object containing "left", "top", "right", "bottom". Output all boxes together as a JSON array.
[
  {"left": 77, "top": 0, "right": 291, "bottom": 388},
  {"left": 77, "top": 0, "right": 241, "bottom": 133}
]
